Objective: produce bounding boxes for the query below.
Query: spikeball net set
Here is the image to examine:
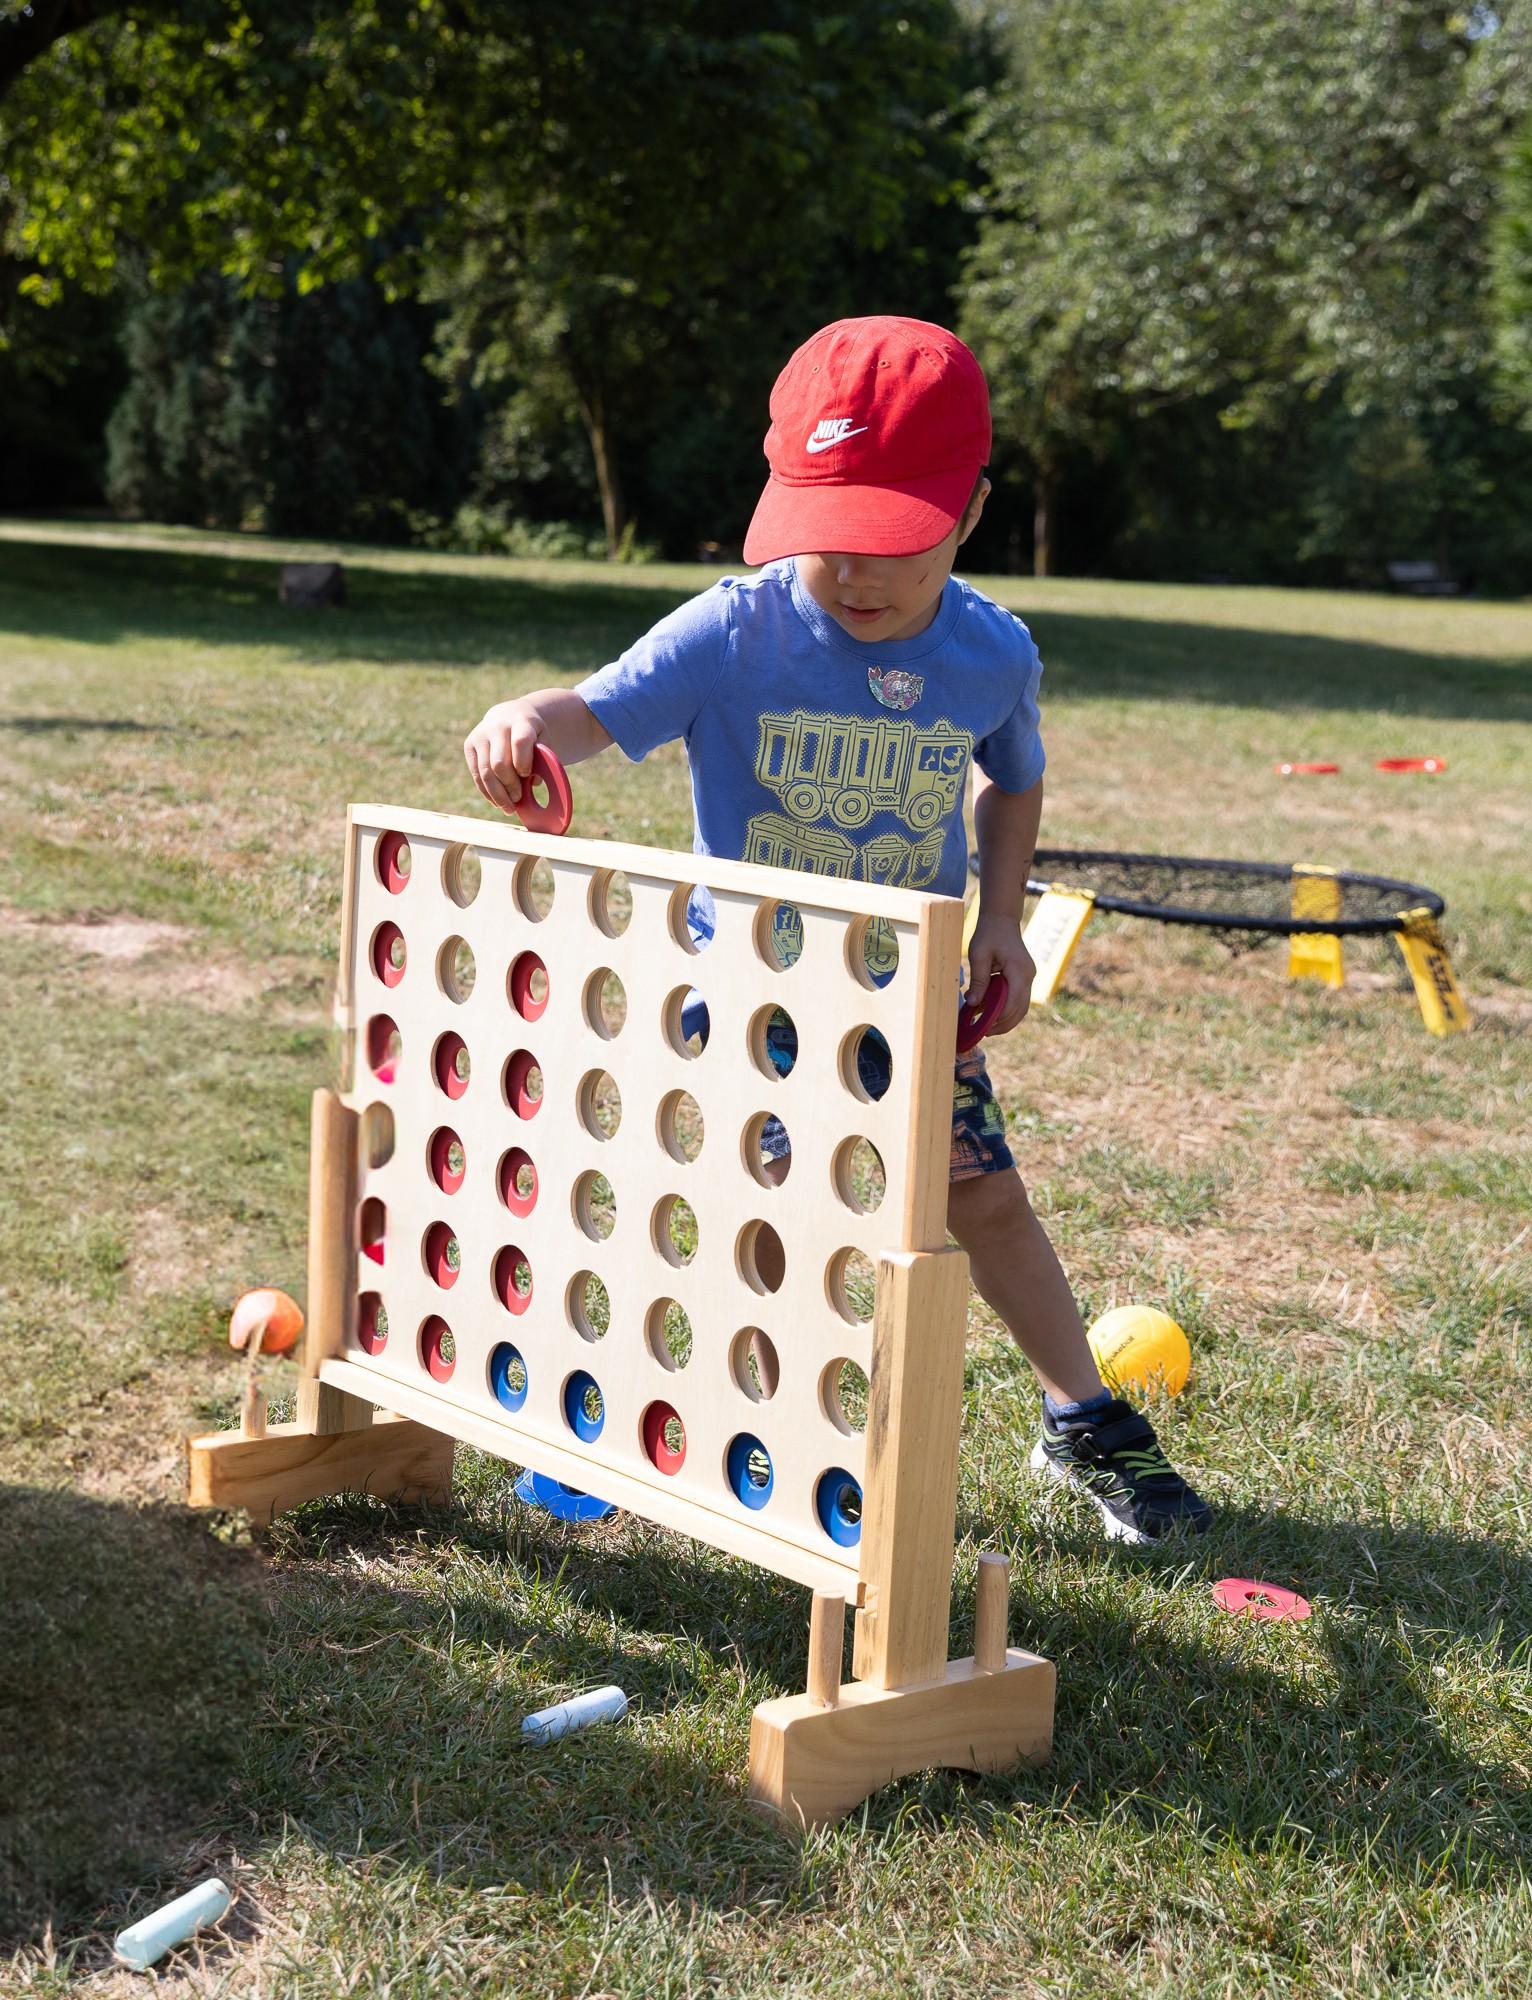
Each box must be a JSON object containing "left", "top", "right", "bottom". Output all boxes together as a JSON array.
[{"left": 975, "top": 848, "right": 1469, "bottom": 1036}]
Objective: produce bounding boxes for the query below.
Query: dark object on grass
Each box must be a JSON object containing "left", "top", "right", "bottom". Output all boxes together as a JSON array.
[
  {"left": 977, "top": 848, "right": 1447, "bottom": 950},
  {"left": 1386, "top": 559, "right": 1462, "bottom": 596},
  {"left": 279, "top": 562, "right": 346, "bottom": 608}
]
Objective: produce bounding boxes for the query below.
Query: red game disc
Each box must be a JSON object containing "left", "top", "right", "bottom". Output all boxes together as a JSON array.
[
  {"left": 1274, "top": 761, "right": 1340, "bottom": 776},
  {"left": 513, "top": 745, "right": 574, "bottom": 835},
  {"left": 1376, "top": 756, "right": 1446, "bottom": 774},
  {"left": 956, "top": 973, "right": 1008, "bottom": 1053},
  {"left": 1212, "top": 1577, "right": 1311, "bottom": 1622}
]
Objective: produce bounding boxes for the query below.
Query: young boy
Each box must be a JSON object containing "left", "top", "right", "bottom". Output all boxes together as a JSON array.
[{"left": 465, "top": 316, "right": 1209, "bottom": 1543}]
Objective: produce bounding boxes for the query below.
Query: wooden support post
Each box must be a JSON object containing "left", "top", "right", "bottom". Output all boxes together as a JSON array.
[
  {"left": 807, "top": 1594, "right": 845, "bottom": 1709},
  {"left": 974, "top": 1553, "right": 1010, "bottom": 1673},
  {"left": 852, "top": 1246, "right": 971, "bottom": 1690},
  {"left": 240, "top": 1381, "right": 267, "bottom": 1440},
  {"left": 296, "top": 1086, "right": 372, "bottom": 1436}
]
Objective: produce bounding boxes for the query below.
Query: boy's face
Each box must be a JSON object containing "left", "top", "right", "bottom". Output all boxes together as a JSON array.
[{"left": 793, "top": 481, "right": 988, "bottom": 646}]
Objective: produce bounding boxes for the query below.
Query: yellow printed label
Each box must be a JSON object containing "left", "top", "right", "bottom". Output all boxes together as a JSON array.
[
  {"left": 1394, "top": 908, "right": 1471, "bottom": 1036},
  {"left": 1023, "top": 888, "right": 1096, "bottom": 1003},
  {"left": 1288, "top": 864, "right": 1345, "bottom": 988}
]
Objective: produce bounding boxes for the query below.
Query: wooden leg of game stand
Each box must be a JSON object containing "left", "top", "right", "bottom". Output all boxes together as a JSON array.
[
  {"left": 187, "top": 1087, "right": 455, "bottom": 1521},
  {"left": 749, "top": 1250, "right": 1055, "bottom": 1828}
]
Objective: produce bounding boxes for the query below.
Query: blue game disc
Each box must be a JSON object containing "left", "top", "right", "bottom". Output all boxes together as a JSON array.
[{"left": 513, "top": 1468, "right": 616, "bottom": 1523}]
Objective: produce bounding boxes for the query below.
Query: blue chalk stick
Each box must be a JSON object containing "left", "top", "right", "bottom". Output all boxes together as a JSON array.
[
  {"left": 114, "top": 1876, "right": 231, "bottom": 1969},
  {"left": 521, "top": 1685, "right": 629, "bottom": 1745}
]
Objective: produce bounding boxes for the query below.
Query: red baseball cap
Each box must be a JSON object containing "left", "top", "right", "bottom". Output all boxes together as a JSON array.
[{"left": 742, "top": 316, "right": 991, "bottom": 566}]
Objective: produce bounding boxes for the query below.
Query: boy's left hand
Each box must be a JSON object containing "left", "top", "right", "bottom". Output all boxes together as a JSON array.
[{"left": 966, "top": 913, "right": 1036, "bottom": 1035}]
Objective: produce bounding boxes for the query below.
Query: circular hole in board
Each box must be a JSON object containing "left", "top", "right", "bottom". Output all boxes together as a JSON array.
[
  {"left": 844, "top": 916, "right": 900, "bottom": 990},
  {"left": 641, "top": 1399, "right": 686, "bottom": 1475},
  {"left": 737, "top": 1219, "right": 786, "bottom": 1295},
  {"left": 578, "top": 1069, "right": 622, "bottom": 1141},
  {"left": 574, "top": 1170, "right": 617, "bottom": 1242},
  {"left": 753, "top": 900, "right": 805, "bottom": 972},
  {"left": 376, "top": 831, "right": 411, "bottom": 894},
  {"left": 567, "top": 1270, "right": 610, "bottom": 1343},
  {"left": 584, "top": 967, "right": 627, "bottom": 1039},
  {"left": 589, "top": 868, "right": 633, "bottom": 939},
  {"left": 358, "top": 1292, "right": 388, "bottom": 1355},
  {"left": 502, "top": 1049, "right": 543, "bottom": 1118},
  {"left": 488, "top": 1341, "right": 528, "bottom": 1412},
  {"left": 359, "top": 1103, "right": 395, "bottom": 1169},
  {"left": 726, "top": 1433, "right": 774, "bottom": 1510},
  {"left": 360, "top": 1197, "right": 386, "bottom": 1266},
  {"left": 646, "top": 1298, "right": 693, "bottom": 1371},
  {"left": 428, "top": 1128, "right": 466, "bottom": 1196},
  {"left": 366, "top": 1014, "right": 401, "bottom": 1084},
  {"left": 423, "top": 1221, "right": 461, "bottom": 1289},
  {"left": 498, "top": 1146, "right": 538, "bottom": 1216},
  {"left": 651, "top": 1194, "right": 698, "bottom": 1266},
  {"left": 839, "top": 1025, "right": 892, "bottom": 1104},
  {"left": 493, "top": 1245, "right": 533, "bottom": 1316},
  {"left": 371, "top": 921, "right": 407, "bottom": 988},
  {"left": 669, "top": 883, "right": 713, "bottom": 954},
  {"left": 513, "top": 855, "right": 556, "bottom": 922},
  {"left": 508, "top": 950, "right": 549, "bottom": 1021},
  {"left": 563, "top": 1369, "right": 605, "bottom": 1441},
  {"left": 662, "top": 985, "right": 708, "bottom": 1060},
  {"left": 821, "top": 1358, "right": 870, "bottom": 1436},
  {"left": 438, "top": 936, "right": 477, "bottom": 1004},
  {"left": 442, "top": 843, "right": 482, "bottom": 908},
  {"left": 827, "top": 1248, "right": 877, "bottom": 1324},
  {"left": 747, "top": 1005, "right": 797, "bottom": 1082},
  {"left": 816, "top": 1467, "right": 863, "bottom": 1545},
  {"left": 832, "top": 1137, "right": 886, "bottom": 1214},
  {"left": 742, "top": 1114, "right": 791, "bottom": 1188},
  {"left": 657, "top": 1089, "right": 704, "bottom": 1164},
  {"left": 730, "top": 1328, "right": 778, "bottom": 1403},
  {"left": 420, "top": 1315, "right": 455, "bottom": 1381},
  {"left": 434, "top": 1031, "right": 471, "bottom": 1099}
]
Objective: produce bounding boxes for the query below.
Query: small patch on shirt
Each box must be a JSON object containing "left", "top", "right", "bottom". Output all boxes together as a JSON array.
[{"left": 868, "top": 665, "right": 924, "bottom": 711}]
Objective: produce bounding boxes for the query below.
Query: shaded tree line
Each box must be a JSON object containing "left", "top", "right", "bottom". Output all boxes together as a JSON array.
[{"left": 4, "top": 0, "right": 1532, "bottom": 586}]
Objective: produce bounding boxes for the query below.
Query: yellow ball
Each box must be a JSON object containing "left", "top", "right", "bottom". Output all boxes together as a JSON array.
[{"left": 1087, "top": 1305, "right": 1191, "bottom": 1398}]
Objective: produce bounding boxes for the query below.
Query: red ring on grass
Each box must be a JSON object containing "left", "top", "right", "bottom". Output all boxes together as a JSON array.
[
  {"left": 434, "top": 1031, "right": 470, "bottom": 1099},
  {"left": 1274, "top": 761, "right": 1340, "bottom": 775},
  {"left": 429, "top": 1127, "right": 466, "bottom": 1195},
  {"left": 641, "top": 1399, "right": 686, "bottom": 1475},
  {"left": 371, "top": 921, "right": 406, "bottom": 987},
  {"left": 420, "top": 1314, "right": 454, "bottom": 1381},
  {"left": 377, "top": 830, "right": 412, "bottom": 893},
  {"left": 1212, "top": 1577, "right": 1311, "bottom": 1622},
  {"left": 494, "top": 1245, "right": 534, "bottom": 1315},
  {"left": 1376, "top": 756, "right": 1446, "bottom": 774},
  {"left": 499, "top": 1146, "right": 538, "bottom": 1217},
  {"left": 509, "top": 950, "right": 549, "bottom": 1021},
  {"left": 504, "top": 1049, "right": 543, "bottom": 1119}
]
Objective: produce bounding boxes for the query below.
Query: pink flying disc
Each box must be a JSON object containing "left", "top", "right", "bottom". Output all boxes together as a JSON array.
[
  {"left": 1212, "top": 1577, "right": 1311, "bottom": 1622},
  {"left": 1274, "top": 761, "right": 1340, "bottom": 776},
  {"left": 1376, "top": 756, "right": 1446, "bottom": 774}
]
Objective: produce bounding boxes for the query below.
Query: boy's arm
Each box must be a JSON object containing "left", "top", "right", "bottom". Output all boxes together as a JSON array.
[
  {"left": 464, "top": 689, "right": 614, "bottom": 816},
  {"left": 968, "top": 768, "right": 1042, "bottom": 1032}
]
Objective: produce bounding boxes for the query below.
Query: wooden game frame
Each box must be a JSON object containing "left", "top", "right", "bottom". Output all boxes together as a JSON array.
[{"left": 187, "top": 805, "right": 1054, "bottom": 1825}]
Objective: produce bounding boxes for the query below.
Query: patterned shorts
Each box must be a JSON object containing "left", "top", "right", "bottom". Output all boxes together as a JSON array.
[{"left": 757, "top": 1012, "right": 1015, "bottom": 1182}]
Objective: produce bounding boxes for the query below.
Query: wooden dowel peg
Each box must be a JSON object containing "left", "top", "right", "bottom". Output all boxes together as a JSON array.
[
  {"left": 807, "top": 1593, "right": 845, "bottom": 1708},
  {"left": 241, "top": 1381, "right": 267, "bottom": 1440},
  {"left": 974, "top": 1552, "right": 1010, "bottom": 1673}
]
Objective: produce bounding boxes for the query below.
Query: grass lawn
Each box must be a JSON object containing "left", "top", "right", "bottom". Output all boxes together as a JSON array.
[{"left": 1, "top": 521, "right": 1528, "bottom": 1998}]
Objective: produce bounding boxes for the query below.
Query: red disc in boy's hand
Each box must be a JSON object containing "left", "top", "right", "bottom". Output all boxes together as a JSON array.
[
  {"left": 513, "top": 745, "right": 573, "bottom": 835},
  {"left": 957, "top": 973, "right": 1008, "bottom": 1054}
]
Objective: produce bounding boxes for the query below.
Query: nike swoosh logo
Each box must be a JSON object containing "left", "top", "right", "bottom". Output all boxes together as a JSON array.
[{"left": 805, "top": 426, "right": 868, "bottom": 453}]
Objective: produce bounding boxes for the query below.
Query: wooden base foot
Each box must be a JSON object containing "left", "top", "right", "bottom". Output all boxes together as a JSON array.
[
  {"left": 186, "top": 1412, "right": 455, "bottom": 1522},
  {"left": 748, "top": 1649, "right": 1055, "bottom": 1829}
]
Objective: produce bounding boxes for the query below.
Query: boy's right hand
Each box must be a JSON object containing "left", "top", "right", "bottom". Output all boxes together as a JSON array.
[{"left": 464, "top": 700, "right": 543, "bottom": 815}]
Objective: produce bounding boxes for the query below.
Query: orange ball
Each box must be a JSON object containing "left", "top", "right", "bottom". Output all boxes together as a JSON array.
[{"left": 228, "top": 1286, "right": 305, "bottom": 1356}]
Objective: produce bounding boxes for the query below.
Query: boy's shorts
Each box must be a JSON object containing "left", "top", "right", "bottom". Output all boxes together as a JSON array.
[{"left": 757, "top": 1010, "right": 1015, "bottom": 1183}]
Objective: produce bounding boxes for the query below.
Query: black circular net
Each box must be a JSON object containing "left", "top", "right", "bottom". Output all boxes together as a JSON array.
[{"left": 997, "top": 848, "right": 1445, "bottom": 949}]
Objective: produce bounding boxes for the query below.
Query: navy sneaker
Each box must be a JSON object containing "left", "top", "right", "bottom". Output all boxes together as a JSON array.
[{"left": 1030, "top": 1398, "right": 1212, "bottom": 1544}]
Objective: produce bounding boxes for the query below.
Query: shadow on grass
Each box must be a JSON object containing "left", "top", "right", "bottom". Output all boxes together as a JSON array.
[
  {"left": 5, "top": 1477, "right": 1526, "bottom": 1958},
  {"left": 3, "top": 541, "right": 1531, "bottom": 720}
]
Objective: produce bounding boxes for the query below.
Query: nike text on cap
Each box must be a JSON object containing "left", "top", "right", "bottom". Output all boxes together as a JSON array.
[{"left": 742, "top": 316, "right": 991, "bottom": 566}]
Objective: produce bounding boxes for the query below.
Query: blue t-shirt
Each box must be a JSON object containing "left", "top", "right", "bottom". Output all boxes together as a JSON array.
[{"left": 576, "top": 559, "right": 1044, "bottom": 903}]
